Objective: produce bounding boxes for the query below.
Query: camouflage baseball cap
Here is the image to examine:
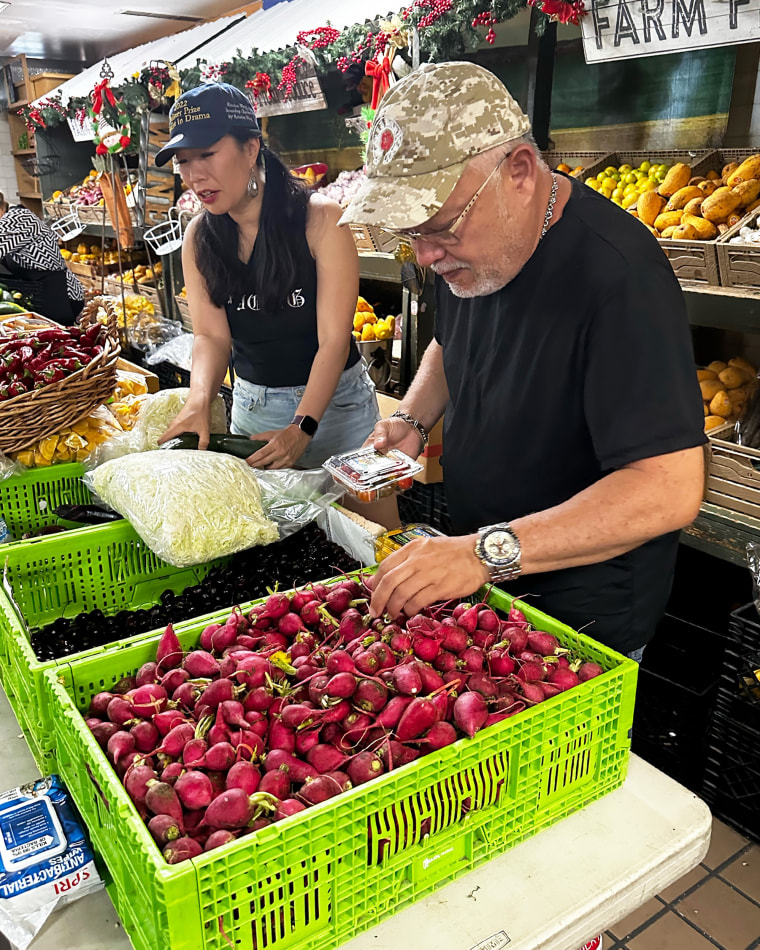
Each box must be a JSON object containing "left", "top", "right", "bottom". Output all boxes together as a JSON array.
[{"left": 339, "top": 61, "right": 531, "bottom": 231}]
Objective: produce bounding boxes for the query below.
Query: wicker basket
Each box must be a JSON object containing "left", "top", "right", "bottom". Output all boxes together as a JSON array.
[{"left": 0, "top": 299, "right": 121, "bottom": 454}]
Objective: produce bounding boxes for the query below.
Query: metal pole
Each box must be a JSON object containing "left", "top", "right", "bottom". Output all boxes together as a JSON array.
[{"left": 525, "top": 10, "right": 557, "bottom": 151}]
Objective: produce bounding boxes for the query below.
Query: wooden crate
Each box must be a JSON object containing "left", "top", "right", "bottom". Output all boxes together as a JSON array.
[
  {"left": 541, "top": 151, "right": 613, "bottom": 178},
  {"left": 349, "top": 223, "right": 401, "bottom": 256},
  {"left": 116, "top": 356, "right": 159, "bottom": 393},
  {"left": 175, "top": 294, "right": 191, "bottom": 332},
  {"left": 144, "top": 116, "right": 174, "bottom": 227},
  {"left": 705, "top": 425, "right": 760, "bottom": 517},
  {"left": 717, "top": 206, "right": 760, "bottom": 291}
]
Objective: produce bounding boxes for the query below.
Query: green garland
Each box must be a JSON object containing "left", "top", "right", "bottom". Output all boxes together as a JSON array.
[{"left": 22, "top": 1, "right": 555, "bottom": 133}]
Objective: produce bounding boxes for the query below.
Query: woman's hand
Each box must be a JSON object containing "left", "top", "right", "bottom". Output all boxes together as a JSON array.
[
  {"left": 157, "top": 399, "right": 213, "bottom": 449},
  {"left": 364, "top": 417, "right": 424, "bottom": 460},
  {"left": 245, "top": 425, "right": 311, "bottom": 469}
]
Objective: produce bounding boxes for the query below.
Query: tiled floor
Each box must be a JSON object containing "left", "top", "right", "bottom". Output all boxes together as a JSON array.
[{"left": 604, "top": 817, "right": 760, "bottom": 950}]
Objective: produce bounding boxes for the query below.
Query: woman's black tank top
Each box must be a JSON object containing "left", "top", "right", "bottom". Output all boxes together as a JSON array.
[{"left": 225, "top": 231, "right": 359, "bottom": 387}]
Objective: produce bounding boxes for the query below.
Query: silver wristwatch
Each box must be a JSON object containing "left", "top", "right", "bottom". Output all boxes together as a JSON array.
[{"left": 474, "top": 522, "right": 522, "bottom": 582}]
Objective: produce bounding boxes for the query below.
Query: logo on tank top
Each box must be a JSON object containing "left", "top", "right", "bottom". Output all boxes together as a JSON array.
[{"left": 232, "top": 288, "right": 306, "bottom": 311}]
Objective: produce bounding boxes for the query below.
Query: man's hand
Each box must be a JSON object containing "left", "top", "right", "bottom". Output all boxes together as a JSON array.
[
  {"left": 245, "top": 426, "right": 311, "bottom": 469},
  {"left": 364, "top": 417, "right": 424, "bottom": 459},
  {"left": 368, "top": 535, "right": 489, "bottom": 618}
]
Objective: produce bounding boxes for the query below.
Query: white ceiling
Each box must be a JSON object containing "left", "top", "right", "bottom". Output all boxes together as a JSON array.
[{"left": 0, "top": 0, "right": 255, "bottom": 63}]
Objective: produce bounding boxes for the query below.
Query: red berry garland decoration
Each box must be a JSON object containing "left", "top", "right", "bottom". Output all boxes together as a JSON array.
[
  {"left": 472, "top": 10, "right": 498, "bottom": 44},
  {"left": 296, "top": 26, "right": 340, "bottom": 49},
  {"left": 526, "top": 0, "right": 588, "bottom": 25},
  {"left": 245, "top": 72, "right": 272, "bottom": 102},
  {"left": 403, "top": 0, "right": 453, "bottom": 29},
  {"left": 337, "top": 30, "right": 377, "bottom": 72},
  {"left": 278, "top": 55, "right": 305, "bottom": 98}
]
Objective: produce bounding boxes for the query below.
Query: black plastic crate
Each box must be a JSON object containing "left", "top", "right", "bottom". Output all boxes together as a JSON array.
[
  {"left": 726, "top": 603, "right": 760, "bottom": 678},
  {"left": 396, "top": 482, "right": 453, "bottom": 535},
  {"left": 702, "top": 714, "right": 760, "bottom": 841},
  {"left": 630, "top": 614, "right": 722, "bottom": 791},
  {"left": 715, "top": 667, "right": 760, "bottom": 735},
  {"left": 152, "top": 359, "right": 233, "bottom": 423}
]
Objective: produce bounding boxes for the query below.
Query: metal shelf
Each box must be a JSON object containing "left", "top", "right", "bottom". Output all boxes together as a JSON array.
[
  {"left": 683, "top": 282, "right": 760, "bottom": 334},
  {"left": 358, "top": 253, "right": 402, "bottom": 284}
]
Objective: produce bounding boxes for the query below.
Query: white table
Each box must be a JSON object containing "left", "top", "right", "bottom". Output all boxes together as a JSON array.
[{"left": 0, "top": 687, "right": 711, "bottom": 950}]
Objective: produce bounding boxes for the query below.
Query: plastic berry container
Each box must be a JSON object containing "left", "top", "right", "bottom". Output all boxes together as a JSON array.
[{"left": 323, "top": 447, "right": 423, "bottom": 504}]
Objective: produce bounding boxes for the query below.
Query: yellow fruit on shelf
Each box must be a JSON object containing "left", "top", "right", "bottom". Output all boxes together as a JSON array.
[
  {"left": 356, "top": 296, "right": 374, "bottom": 313},
  {"left": 360, "top": 324, "right": 377, "bottom": 341}
]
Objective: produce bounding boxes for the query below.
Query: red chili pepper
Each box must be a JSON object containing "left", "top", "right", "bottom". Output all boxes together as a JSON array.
[
  {"left": 35, "top": 365, "right": 68, "bottom": 385},
  {"left": 36, "top": 328, "right": 73, "bottom": 343},
  {"left": 80, "top": 324, "right": 104, "bottom": 347},
  {"left": 18, "top": 345, "right": 34, "bottom": 365},
  {"left": 6, "top": 380, "right": 28, "bottom": 398}
]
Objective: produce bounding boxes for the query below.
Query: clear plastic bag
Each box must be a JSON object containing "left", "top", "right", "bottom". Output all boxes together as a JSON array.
[
  {"left": 255, "top": 468, "right": 342, "bottom": 539},
  {"left": 85, "top": 449, "right": 279, "bottom": 567},
  {"left": 145, "top": 328, "right": 194, "bottom": 371},
  {"left": 86, "top": 388, "right": 227, "bottom": 468}
]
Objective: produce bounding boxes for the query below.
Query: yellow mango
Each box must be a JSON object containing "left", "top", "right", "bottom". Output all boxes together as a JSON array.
[
  {"left": 682, "top": 213, "right": 719, "bottom": 240},
  {"left": 726, "top": 155, "right": 760, "bottom": 188},
  {"left": 732, "top": 179, "right": 760, "bottom": 207},
  {"left": 659, "top": 162, "right": 692, "bottom": 197},
  {"left": 701, "top": 187, "right": 742, "bottom": 223},
  {"left": 637, "top": 191, "right": 665, "bottom": 227},
  {"left": 666, "top": 185, "right": 704, "bottom": 211},
  {"left": 654, "top": 210, "right": 683, "bottom": 231}
]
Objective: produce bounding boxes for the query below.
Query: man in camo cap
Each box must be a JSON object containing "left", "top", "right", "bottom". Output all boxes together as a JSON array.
[{"left": 354, "top": 61, "right": 706, "bottom": 662}]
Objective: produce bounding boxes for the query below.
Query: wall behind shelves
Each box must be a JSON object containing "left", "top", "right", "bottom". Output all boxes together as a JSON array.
[{"left": 0, "top": 114, "right": 19, "bottom": 203}]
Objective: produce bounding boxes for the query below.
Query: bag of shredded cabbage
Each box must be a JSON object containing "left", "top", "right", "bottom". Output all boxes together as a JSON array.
[
  {"left": 86, "top": 388, "right": 228, "bottom": 467},
  {"left": 85, "top": 450, "right": 278, "bottom": 566}
]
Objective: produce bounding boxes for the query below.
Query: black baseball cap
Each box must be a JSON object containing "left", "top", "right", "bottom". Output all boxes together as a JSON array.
[{"left": 154, "top": 82, "right": 261, "bottom": 167}]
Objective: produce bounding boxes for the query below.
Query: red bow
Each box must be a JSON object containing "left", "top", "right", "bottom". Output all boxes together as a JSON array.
[
  {"left": 366, "top": 54, "right": 391, "bottom": 110},
  {"left": 92, "top": 78, "right": 116, "bottom": 115}
]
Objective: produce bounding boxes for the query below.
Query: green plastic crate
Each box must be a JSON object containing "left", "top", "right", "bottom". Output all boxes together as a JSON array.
[
  {"left": 0, "top": 520, "right": 225, "bottom": 771},
  {"left": 0, "top": 462, "right": 95, "bottom": 544},
  {"left": 44, "top": 586, "right": 637, "bottom": 950}
]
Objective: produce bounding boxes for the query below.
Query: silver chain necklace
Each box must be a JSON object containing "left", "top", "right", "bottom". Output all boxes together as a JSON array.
[{"left": 540, "top": 173, "right": 558, "bottom": 240}]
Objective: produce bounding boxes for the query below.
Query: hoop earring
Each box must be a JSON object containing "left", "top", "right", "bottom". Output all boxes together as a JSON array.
[{"left": 247, "top": 168, "right": 259, "bottom": 199}]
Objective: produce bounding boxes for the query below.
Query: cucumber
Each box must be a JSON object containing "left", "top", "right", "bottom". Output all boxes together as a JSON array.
[
  {"left": 0, "top": 302, "right": 27, "bottom": 315},
  {"left": 161, "top": 432, "right": 268, "bottom": 459}
]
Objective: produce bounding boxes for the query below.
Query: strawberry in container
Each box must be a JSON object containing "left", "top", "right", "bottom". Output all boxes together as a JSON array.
[{"left": 323, "top": 446, "right": 422, "bottom": 503}]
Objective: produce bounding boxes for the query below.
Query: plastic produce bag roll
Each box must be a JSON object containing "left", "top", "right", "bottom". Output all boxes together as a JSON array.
[{"left": 85, "top": 449, "right": 278, "bottom": 567}]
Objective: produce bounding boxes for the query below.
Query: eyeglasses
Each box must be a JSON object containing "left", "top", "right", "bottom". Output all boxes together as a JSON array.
[{"left": 394, "top": 152, "right": 510, "bottom": 246}]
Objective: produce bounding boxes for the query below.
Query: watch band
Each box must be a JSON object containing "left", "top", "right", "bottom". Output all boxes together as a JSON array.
[
  {"left": 475, "top": 522, "right": 522, "bottom": 582},
  {"left": 389, "top": 409, "right": 429, "bottom": 449},
  {"left": 291, "top": 414, "right": 319, "bottom": 437}
]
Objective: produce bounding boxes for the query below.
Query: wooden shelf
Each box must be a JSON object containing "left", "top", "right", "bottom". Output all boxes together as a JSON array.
[
  {"left": 18, "top": 191, "right": 42, "bottom": 199},
  {"left": 11, "top": 148, "right": 36, "bottom": 156}
]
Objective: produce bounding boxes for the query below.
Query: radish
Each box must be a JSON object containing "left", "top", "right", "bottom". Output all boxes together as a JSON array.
[
  {"left": 183, "top": 651, "right": 220, "bottom": 678},
  {"left": 295, "top": 727, "right": 321, "bottom": 757},
  {"left": 476, "top": 608, "right": 500, "bottom": 633},
  {"left": 421, "top": 721, "right": 457, "bottom": 751},
  {"left": 268, "top": 720, "right": 296, "bottom": 753},
  {"left": 325, "top": 650, "right": 355, "bottom": 674},
  {"left": 124, "top": 764, "right": 158, "bottom": 808},
  {"left": 274, "top": 799, "right": 307, "bottom": 821},
  {"left": 367, "top": 641, "right": 395, "bottom": 669},
  {"left": 226, "top": 761, "right": 261, "bottom": 795},
  {"left": 160, "top": 669, "right": 189, "bottom": 694},
  {"left": 392, "top": 664, "right": 422, "bottom": 696},
  {"left": 172, "top": 683, "right": 201, "bottom": 709},
  {"left": 131, "top": 720, "right": 159, "bottom": 753},
  {"left": 325, "top": 587, "right": 352, "bottom": 616},
  {"left": 199, "top": 622, "right": 222, "bottom": 651},
  {"left": 218, "top": 656, "right": 237, "bottom": 679},
  {"left": 433, "top": 651, "right": 459, "bottom": 673},
  {"left": 106, "top": 696, "right": 135, "bottom": 726},
  {"left": 430, "top": 690, "right": 449, "bottom": 722},
  {"left": 320, "top": 699, "right": 351, "bottom": 724},
  {"left": 244, "top": 687, "right": 274, "bottom": 712},
  {"left": 280, "top": 704, "right": 316, "bottom": 730},
  {"left": 457, "top": 605, "right": 480, "bottom": 634},
  {"left": 354, "top": 679, "right": 388, "bottom": 713},
  {"left": 264, "top": 750, "right": 318, "bottom": 783},
  {"left": 156, "top": 623, "right": 183, "bottom": 671},
  {"left": 208, "top": 705, "right": 230, "bottom": 746},
  {"left": 182, "top": 738, "right": 208, "bottom": 768},
  {"left": 378, "top": 740, "right": 419, "bottom": 768},
  {"left": 516, "top": 660, "right": 546, "bottom": 683},
  {"left": 148, "top": 813, "right": 182, "bottom": 846},
  {"left": 518, "top": 681, "right": 545, "bottom": 705},
  {"left": 161, "top": 762, "right": 185, "bottom": 786},
  {"left": 540, "top": 682, "right": 562, "bottom": 699},
  {"left": 415, "top": 662, "right": 445, "bottom": 695},
  {"left": 501, "top": 624, "right": 529, "bottom": 654},
  {"left": 347, "top": 751, "right": 384, "bottom": 786},
  {"left": 386, "top": 626, "right": 411, "bottom": 653},
  {"left": 299, "top": 772, "right": 350, "bottom": 805},
  {"left": 230, "top": 729, "right": 264, "bottom": 761},
  {"left": 300, "top": 601, "right": 322, "bottom": 628},
  {"left": 289, "top": 641, "right": 311, "bottom": 660},
  {"left": 118, "top": 752, "right": 149, "bottom": 779},
  {"left": 467, "top": 673, "right": 498, "bottom": 699},
  {"left": 461, "top": 646, "right": 485, "bottom": 673},
  {"left": 107, "top": 731, "right": 135, "bottom": 766},
  {"left": 112, "top": 675, "right": 137, "bottom": 695},
  {"left": 578, "top": 661, "right": 603, "bottom": 682},
  {"left": 376, "top": 695, "right": 413, "bottom": 729},
  {"left": 412, "top": 634, "right": 441, "bottom": 662},
  {"left": 175, "top": 770, "right": 214, "bottom": 810},
  {"left": 488, "top": 648, "right": 515, "bottom": 677},
  {"left": 145, "top": 780, "right": 184, "bottom": 823},
  {"left": 440, "top": 624, "right": 468, "bottom": 654},
  {"left": 136, "top": 662, "right": 159, "bottom": 687},
  {"left": 291, "top": 589, "right": 316, "bottom": 613},
  {"left": 508, "top": 606, "right": 528, "bottom": 624},
  {"left": 308, "top": 674, "right": 330, "bottom": 706},
  {"left": 258, "top": 769, "right": 291, "bottom": 800},
  {"left": 205, "top": 829, "right": 239, "bottom": 851},
  {"left": 204, "top": 788, "right": 255, "bottom": 829},
  {"left": 200, "top": 678, "right": 236, "bottom": 709},
  {"left": 163, "top": 836, "right": 203, "bottom": 864},
  {"left": 527, "top": 631, "right": 559, "bottom": 656},
  {"left": 396, "top": 697, "right": 438, "bottom": 741},
  {"left": 547, "top": 667, "right": 579, "bottom": 691},
  {"left": 354, "top": 651, "right": 379, "bottom": 675},
  {"left": 219, "top": 700, "right": 248, "bottom": 729},
  {"left": 326, "top": 672, "right": 357, "bottom": 699},
  {"left": 472, "top": 630, "right": 497, "bottom": 651},
  {"left": 204, "top": 741, "right": 236, "bottom": 772},
  {"left": 306, "top": 744, "right": 348, "bottom": 774},
  {"left": 321, "top": 722, "right": 343, "bottom": 746},
  {"left": 278, "top": 612, "right": 306, "bottom": 636},
  {"left": 89, "top": 721, "right": 120, "bottom": 748},
  {"left": 453, "top": 692, "right": 488, "bottom": 738},
  {"left": 131, "top": 684, "right": 168, "bottom": 719},
  {"left": 261, "top": 592, "right": 292, "bottom": 620},
  {"left": 343, "top": 710, "right": 373, "bottom": 733},
  {"left": 211, "top": 618, "right": 239, "bottom": 653},
  {"left": 89, "top": 691, "right": 114, "bottom": 718}
]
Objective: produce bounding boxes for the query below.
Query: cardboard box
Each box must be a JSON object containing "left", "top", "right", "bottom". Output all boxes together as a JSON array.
[
  {"left": 116, "top": 356, "right": 159, "bottom": 394},
  {"left": 376, "top": 392, "right": 443, "bottom": 484}
]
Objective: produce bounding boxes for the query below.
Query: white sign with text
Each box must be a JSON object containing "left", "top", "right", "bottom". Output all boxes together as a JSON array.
[{"left": 581, "top": 0, "right": 760, "bottom": 63}]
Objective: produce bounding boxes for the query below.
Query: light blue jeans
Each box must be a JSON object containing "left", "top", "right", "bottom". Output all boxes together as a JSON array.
[{"left": 230, "top": 360, "right": 381, "bottom": 469}]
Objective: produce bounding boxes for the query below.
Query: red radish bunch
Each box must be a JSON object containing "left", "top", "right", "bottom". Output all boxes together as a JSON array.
[{"left": 84, "top": 580, "right": 604, "bottom": 863}]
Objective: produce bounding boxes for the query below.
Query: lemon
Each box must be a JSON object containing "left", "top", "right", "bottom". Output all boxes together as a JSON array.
[
  {"left": 604, "top": 166, "right": 618, "bottom": 177},
  {"left": 612, "top": 186, "right": 625, "bottom": 201},
  {"left": 639, "top": 160, "right": 651, "bottom": 173},
  {"left": 638, "top": 179, "right": 657, "bottom": 192},
  {"left": 585, "top": 179, "right": 600, "bottom": 191},
  {"left": 657, "top": 164, "right": 669, "bottom": 176},
  {"left": 619, "top": 164, "right": 633, "bottom": 173},
  {"left": 622, "top": 192, "right": 639, "bottom": 209},
  {"left": 611, "top": 197, "right": 623, "bottom": 206},
  {"left": 601, "top": 180, "right": 615, "bottom": 196},
  {"left": 623, "top": 183, "right": 638, "bottom": 196}
]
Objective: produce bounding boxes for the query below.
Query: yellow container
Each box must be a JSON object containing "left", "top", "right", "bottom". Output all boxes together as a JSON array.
[{"left": 375, "top": 523, "right": 446, "bottom": 562}]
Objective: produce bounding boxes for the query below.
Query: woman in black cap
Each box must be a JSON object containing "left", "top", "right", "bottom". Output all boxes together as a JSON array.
[{"left": 156, "top": 82, "right": 386, "bottom": 482}]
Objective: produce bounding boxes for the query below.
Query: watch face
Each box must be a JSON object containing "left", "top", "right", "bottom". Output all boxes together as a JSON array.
[{"left": 482, "top": 529, "right": 519, "bottom": 566}]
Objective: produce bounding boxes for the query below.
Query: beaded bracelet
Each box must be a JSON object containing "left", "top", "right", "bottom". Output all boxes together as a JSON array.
[{"left": 389, "top": 409, "right": 429, "bottom": 449}]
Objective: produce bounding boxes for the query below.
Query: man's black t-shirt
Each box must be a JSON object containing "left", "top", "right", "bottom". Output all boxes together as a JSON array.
[{"left": 433, "top": 177, "right": 706, "bottom": 654}]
